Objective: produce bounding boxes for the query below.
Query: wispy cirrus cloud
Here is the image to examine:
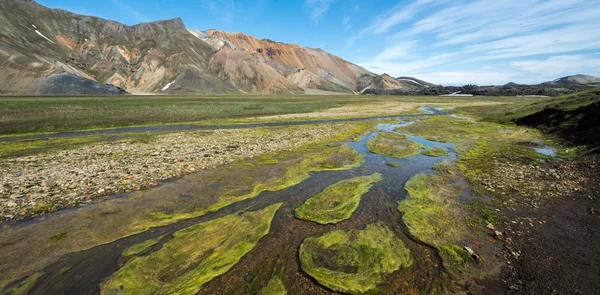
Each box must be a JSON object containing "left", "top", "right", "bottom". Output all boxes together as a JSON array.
[
  {"left": 305, "top": 0, "right": 337, "bottom": 24},
  {"left": 354, "top": 0, "right": 600, "bottom": 84},
  {"left": 109, "top": 0, "right": 150, "bottom": 23},
  {"left": 512, "top": 55, "right": 600, "bottom": 81}
]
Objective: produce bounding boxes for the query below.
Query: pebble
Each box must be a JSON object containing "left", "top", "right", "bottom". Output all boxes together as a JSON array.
[
  {"left": 494, "top": 230, "right": 504, "bottom": 240},
  {"left": 0, "top": 124, "right": 358, "bottom": 221}
]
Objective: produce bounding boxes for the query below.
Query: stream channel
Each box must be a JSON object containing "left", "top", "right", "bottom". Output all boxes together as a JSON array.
[{"left": 5, "top": 108, "right": 468, "bottom": 294}]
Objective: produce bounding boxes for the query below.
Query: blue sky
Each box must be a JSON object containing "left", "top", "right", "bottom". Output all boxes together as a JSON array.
[{"left": 37, "top": 0, "right": 600, "bottom": 85}]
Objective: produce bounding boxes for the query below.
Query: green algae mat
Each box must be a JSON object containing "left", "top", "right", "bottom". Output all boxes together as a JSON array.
[
  {"left": 422, "top": 146, "right": 450, "bottom": 157},
  {"left": 299, "top": 223, "right": 413, "bottom": 294},
  {"left": 257, "top": 276, "right": 286, "bottom": 295},
  {"left": 399, "top": 173, "right": 465, "bottom": 247},
  {"left": 366, "top": 132, "right": 422, "bottom": 159},
  {"left": 121, "top": 237, "right": 162, "bottom": 258},
  {"left": 100, "top": 203, "right": 282, "bottom": 295},
  {"left": 295, "top": 173, "right": 382, "bottom": 224}
]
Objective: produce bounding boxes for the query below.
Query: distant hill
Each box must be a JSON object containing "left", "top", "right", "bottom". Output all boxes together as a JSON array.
[
  {"left": 364, "top": 75, "right": 599, "bottom": 97},
  {"left": 543, "top": 74, "right": 600, "bottom": 86},
  {"left": 504, "top": 82, "right": 523, "bottom": 87}
]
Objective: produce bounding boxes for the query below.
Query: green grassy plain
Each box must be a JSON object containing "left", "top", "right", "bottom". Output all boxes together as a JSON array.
[{"left": 0, "top": 95, "right": 534, "bottom": 135}]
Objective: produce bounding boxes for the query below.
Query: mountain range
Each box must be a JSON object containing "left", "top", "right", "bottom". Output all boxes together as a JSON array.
[
  {"left": 0, "top": 0, "right": 598, "bottom": 96},
  {"left": 0, "top": 0, "right": 433, "bottom": 95}
]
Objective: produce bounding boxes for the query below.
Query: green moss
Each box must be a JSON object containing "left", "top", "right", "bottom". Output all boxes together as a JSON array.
[
  {"left": 400, "top": 116, "right": 554, "bottom": 211},
  {"left": 198, "top": 145, "right": 365, "bottom": 218},
  {"left": 295, "top": 173, "right": 382, "bottom": 224},
  {"left": 254, "top": 253, "right": 287, "bottom": 295},
  {"left": 0, "top": 125, "right": 370, "bottom": 292},
  {"left": 130, "top": 133, "right": 156, "bottom": 144},
  {"left": 432, "top": 160, "right": 457, "bottom": 174},
  {"left": 121, "top": 238, "right": 162, "bottom": 258},
  {"left": 101, "top": 203, "right": 282, "bottom": 295},
  {"left": 366, "top": 132, "right": 423, "bottom": 159},
  {"left": 0, "top": 136, "right": 103, "bottom": 158},
  {"left": 439, "top": 245, "right": 473, "bottom": 265},
  {"left": 148, "top": 212, "right": 173, "bottom": 220},
  {"left": 421, "top": 147, "right": 450, "bottom": 157},
  {"left": 258, "top": 159, "right": 279, "bottom": 165},
  {"left": 466, "top": 202, "right": 508, "bottom": 226},
  {"left": 1, "top": 273, "right": 43, "bottom": 295},
  {"left": 465, "top": 215, "right": 484, "bottom": 229},
  {"left": 57, "top": 267, "right": 72, "bottom": 276},
  {"left": 398, "top": 174, "right": 465, "bottom": 247},
  {"left": 386, "top": 162, "right": 403, "bottom": 167},
  {"left": 397, "top": 116, "right": 500, "bottom": 144},
  {"left": 257, "top": 277, "right": 286, "bottom": 295},
  {"left": 31, "top": 204, "right": 52, "bottom": 214},
  {"left": 299, "top": 223, "right": 412, "bottom": 294},
  {"left": 49, "top": 231, "right": 67, "bottom": 242}
]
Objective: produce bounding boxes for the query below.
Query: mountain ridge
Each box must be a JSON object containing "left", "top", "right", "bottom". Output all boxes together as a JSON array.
[{"left": 1, "top": 0, "right": 406, "bottom": 95}]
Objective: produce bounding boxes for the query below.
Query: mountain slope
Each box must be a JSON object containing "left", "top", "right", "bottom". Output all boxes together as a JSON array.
[
  {"left": 189, "top": 29, "right": 377, "bottom": 93},
  {"left": 0, "top": 0, "right": 413, "bottom": 95},
  {"left": 0, "top": 0, "right": 242, "bottom": 95}
]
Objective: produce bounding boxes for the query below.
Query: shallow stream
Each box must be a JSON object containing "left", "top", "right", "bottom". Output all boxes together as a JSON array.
[{"left": 3, "top": 113, "right": 463, "bottom": 294}]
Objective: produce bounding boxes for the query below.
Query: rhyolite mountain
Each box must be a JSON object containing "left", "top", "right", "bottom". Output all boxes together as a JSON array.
[{"left": 0, "top": 0, "right": 431, "bottom": 95}]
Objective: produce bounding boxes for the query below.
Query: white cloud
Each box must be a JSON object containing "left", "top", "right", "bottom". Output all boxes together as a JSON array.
[
  {"left": 372, "top": 41, "right": 419, "bottom": 62},
  {"left": 362, "top": 52, "right": 459, "bottom": 75},
  {"left": 512, "top": 55, "right": 600, "bottom": 81},
  {"left": 354, "top": 0, "right": 600, "bottom": 84},
  {"left": 353, "top": 0, "right": 438, "bottom": 39},
  {"left": 305, "top": 0, "right": 337, "bottom": 24},
  {"left": 343, "top": 15, "right": 352, "bottom": 31},
  {"left": 109, "top": 0, "right": 149, "bottom": 23}
]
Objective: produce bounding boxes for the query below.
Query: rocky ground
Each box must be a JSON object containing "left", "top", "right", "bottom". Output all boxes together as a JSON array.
[
  {"left": 0, "top": 123, "right": 362, "bottom": 222},
  {"left": 503, "top": 154, "right": 600, "bottom": 294}
]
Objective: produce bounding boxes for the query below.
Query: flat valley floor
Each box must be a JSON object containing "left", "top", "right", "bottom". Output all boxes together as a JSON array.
[{"left": 1, "top": 94, "right": 599, "bottom": 295}]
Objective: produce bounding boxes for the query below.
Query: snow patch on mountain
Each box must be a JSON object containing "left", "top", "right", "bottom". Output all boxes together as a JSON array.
[
  {"left": 161, "top": 80, "right": 176, "bottom": 91},
  {"left": 35, "top": 30, "right": 55, "bottom": 44}
]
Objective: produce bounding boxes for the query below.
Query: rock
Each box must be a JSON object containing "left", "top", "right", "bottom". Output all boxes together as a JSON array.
[
  {"left": 464, "top": 246, "right": 480, "bottom": 260},
  {"left": 244, "top": 274, "right": 254, "bottom": 283},
  {"left": 486, "top": 223, "right": 495, "bottom": 231},
  {"left": 494, "top": 230, "right": 504, "bottom": 240}
]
